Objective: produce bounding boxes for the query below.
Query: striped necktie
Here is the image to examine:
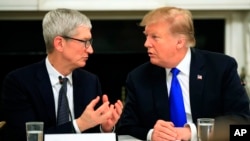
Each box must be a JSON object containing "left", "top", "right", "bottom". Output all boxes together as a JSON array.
[{"left": 57, "top": 76, "right": 70, "bottom": 125}]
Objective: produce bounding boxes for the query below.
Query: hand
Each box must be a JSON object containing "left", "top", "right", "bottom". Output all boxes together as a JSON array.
[
  {"left": 175, "top": 127, "right": 191, "bottom": 141},
  {"left": 101, "top": 94, "right": 123, "bottom": 132},
  {"left": 152, "top": 120, "right": 178, "bottom": 141},
  {"left": 76, "top": 96, "right": 112, "bottom": 131}
]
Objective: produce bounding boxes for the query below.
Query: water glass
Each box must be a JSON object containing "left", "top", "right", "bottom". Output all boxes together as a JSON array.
[
  {"left": 26, "top": 122, "right": 44, "bottom": 141},
  {"left": 197, "top": 118, "right": 214, "bottom": 141}
]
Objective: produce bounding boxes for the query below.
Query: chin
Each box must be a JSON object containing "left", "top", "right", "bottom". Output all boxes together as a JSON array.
[
  {"left": 150, "top": 58, "right": 158, "bottom": 65},
  {"left": 150, "top": 59, "right": 163, "bottom": 67},
  {"left": 79, "top": 62, "right": 86, "bottom": 68}
]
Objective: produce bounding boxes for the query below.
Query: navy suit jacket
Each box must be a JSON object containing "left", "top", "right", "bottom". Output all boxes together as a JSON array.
[
  {"left": 117, "top": 48, "right": 250, "bottom": 140},
  {"left": 1, "top": 59, "right": 103, "bottom": 141}
]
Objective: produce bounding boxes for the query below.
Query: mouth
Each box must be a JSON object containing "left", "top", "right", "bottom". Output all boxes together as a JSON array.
[
  {"left": 82, "top": 57, "right": 88, "bottom": 61},
  {"left": 148, "top": 52, "right": 154, "bottom": 56}
]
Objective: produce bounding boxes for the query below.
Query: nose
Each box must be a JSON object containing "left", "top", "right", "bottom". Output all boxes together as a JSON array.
[
  {"left": 144, "top": 38, "right": 151, "bottom": 48},
  {"left": 86, "top": 45, "right": 94, "bottom": 54}
]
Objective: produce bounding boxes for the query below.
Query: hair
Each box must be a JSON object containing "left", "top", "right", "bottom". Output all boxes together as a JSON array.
[
  {"left": 140, "top": 6, "right": 196, "bottom": 47},
  {"left": 42, "top": 8, "right": 92, "bottom": 53}
]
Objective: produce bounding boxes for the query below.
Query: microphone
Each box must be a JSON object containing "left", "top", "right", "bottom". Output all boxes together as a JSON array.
[{"left": 58, "top": 76, "right": 63, "bottom": 84}]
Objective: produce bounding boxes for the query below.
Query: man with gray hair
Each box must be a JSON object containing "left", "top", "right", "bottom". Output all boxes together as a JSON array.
[{"left": 1, "top": 8, "right": 123, "bottom": 141}]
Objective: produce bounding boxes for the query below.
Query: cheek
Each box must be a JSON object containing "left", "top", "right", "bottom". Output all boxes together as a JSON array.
[
  {"left": 72, "top": 47, "right": 85, "bottom": 55},
  {"left": 157, "top": 44, "right": 174, "bottom": 58},
  {"left": 65, "top": 48, "right": 84, "bottom": 60}
]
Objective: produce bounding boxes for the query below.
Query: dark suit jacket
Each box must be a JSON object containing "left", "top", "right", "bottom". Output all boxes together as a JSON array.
[
  {"left": 1, "top": 59, "right": 103, "bottom": 141},
  {"left": 117, "top": 48, "right": 250, "bottom": 140}
]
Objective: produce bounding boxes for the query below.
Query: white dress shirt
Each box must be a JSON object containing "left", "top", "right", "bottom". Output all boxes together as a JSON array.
[{"left": 45, "top": 57, "right": 82, "bottom": 133}]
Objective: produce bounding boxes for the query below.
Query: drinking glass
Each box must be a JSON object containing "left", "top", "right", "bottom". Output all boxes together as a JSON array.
[
  {"left": 26, "top": 122, "right": 44, "bottom": 141},
  {"left": 197, "top": 118, "right": 214, "bottom": 141}
]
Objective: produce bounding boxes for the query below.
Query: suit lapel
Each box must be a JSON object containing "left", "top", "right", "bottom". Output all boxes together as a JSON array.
[
  {"left": 36, "top": 60, "right": 56, "bottom": 122},
  {"left": 71, "top": 70, "right": 91, "bottom": 118},
  {"left": 189, "top": 48, "right": 206, "bottom": 121},
  {"left": 72, "top": 70, "right": 82, "bottom": 118},
  {"left": 151, "top": 65, "right": 170, "bottom": 120}
]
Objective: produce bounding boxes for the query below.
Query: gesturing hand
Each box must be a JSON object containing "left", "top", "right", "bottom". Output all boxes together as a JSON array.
[
  {"left": 76, "top": 96, "right": 113, "bottom": 131},
  {"left": 101, "top": 94, "right": 123, "bottom": 132}
]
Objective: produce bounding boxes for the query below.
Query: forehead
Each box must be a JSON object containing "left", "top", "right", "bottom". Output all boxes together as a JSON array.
[
  {"left": 74, "top": 26, "right": 92, "bottom": 38},
  {"left": 144, "top": 21, "right": 169, "bottom": 35}
]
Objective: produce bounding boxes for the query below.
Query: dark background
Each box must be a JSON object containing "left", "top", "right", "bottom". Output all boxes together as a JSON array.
[{"left": 0, "top": 19, "right": 225, "bottom": 103}]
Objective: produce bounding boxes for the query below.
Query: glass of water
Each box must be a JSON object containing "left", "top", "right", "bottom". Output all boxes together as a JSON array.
[
  {"left": 197, "top": 118, "right": 214, "bottom": 141},
  {"left": 26, "top": 122, "right": 44, "bottom": 141}
]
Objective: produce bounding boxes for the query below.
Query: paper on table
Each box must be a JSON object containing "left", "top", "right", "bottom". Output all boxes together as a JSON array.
[{"left": 45, "top": 133, "right": 116, "bottom": 141}]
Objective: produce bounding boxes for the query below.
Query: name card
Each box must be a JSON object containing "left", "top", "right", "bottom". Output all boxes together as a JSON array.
[{"left": 44, "top": 133, "right": 116, "bottom": 141}]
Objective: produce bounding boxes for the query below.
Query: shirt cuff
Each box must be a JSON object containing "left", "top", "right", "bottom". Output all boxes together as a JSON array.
[
  {"left": 185, "top": 122, "right": 197, "bottom": 141},
  {"left": 73, "top": 119, "right": 81, "bottom": 133},
  {"left": 147, "top": 129, "right": 153, "bottom": 141}
]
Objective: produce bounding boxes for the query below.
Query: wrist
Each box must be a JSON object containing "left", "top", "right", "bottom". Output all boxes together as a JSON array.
[
  {"left": 76, "top": 118, "right": 88, "bottom": 132},
  {"left": 100, "top": 124, "right": 115, "bottom": 133}
]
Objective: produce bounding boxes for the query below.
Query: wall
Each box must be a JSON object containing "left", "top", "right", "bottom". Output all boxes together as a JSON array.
[{"left": 0, "top": 0, "right": 249, "bottom": 96}]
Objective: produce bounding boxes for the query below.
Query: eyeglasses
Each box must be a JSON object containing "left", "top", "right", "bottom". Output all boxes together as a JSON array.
[{"left": 61, "top": 36, "right": 93, "bottom": 48}]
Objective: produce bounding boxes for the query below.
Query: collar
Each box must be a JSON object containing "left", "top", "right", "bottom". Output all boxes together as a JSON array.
[{"left": 45, "top": 56, "right": 73, "bottom": 86}]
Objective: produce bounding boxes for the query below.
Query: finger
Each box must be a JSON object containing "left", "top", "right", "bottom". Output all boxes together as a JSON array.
[
  {"left": 114, "top": 102, "right": 123, "bottom": 115},
  {"left": 102, "top": 104, "right": 114, "bottom": 118},
  {"left": 102, "top": 94, "right": 109, "bottom": 103},
  {"left": 161, "top": 121, "right": 175, "bottom": 128},
  {"left": 98, "top": 105, "right": 113, "bottom": 122},
  {"left": 155, "top": 120, "right": 177, "bottom": 136},
  {"left": 154, "top": 130, "right": 177, "bottom": 141},
  {"left": 109, "top": 104, "right": 115, "bottom": 113},
  {"left": 87, "top": 96, "right": 100, "bottom": 109},
  {"left": 95, "top": 101, "right": 110, "bottom": 115},
  {"left": 154, "top": 124, "right": 178, "bottom": 141},
  {"left": 112, "top": 107, "right": 120, "bottom": 121},
  {"left": 115, "top": 100, "right": 123, "bottom": 109}
]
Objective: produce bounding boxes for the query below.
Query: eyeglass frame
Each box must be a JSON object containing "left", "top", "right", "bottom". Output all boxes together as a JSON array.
[{"left": 61, "top": 36, "right": 93, "bottom": 48}]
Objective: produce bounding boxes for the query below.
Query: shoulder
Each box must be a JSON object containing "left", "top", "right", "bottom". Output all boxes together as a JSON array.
[
  {"left": 129, "top": 61, "right": 153, "bottom": 74},
  {"left": 194, "top": 48, "right": 235, "bottom": 59},
  {"left": 128, "top": 61, "right": 164, "bottom": 77},
  {"left": 5, "top": 60, "right": 45, "bottom": 78},
  {"left": 192, "top": 48, "right": 237, "bottom": 65}
]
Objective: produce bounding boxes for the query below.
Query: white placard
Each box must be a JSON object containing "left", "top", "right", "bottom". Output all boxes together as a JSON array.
[{"left": 44, "top": 133, "right": 116, "bottom": 141}]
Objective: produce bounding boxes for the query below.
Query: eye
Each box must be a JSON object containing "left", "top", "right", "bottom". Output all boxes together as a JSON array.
[
  {"left": 151, "top": 35, "right": 160, "bottom": 41},
  {"left": 152, "top": 35, "right": 158, "bottom": 39}
]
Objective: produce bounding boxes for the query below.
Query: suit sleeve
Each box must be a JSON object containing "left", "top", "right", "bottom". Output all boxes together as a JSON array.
[
  {"left": 221, "top": 57, "right": 250, "bottom": 117},
  {"left": 117, "top": 73, "right": 150, "bottom": 140}
]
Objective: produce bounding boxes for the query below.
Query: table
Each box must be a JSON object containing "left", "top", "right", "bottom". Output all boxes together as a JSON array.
[{"left": 118, "top": 135, "right": 142, "bottom": 141}]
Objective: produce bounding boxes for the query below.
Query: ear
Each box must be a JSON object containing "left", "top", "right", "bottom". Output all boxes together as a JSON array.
[
  {"left": 54, "top": 36, "right": 64, "bottom": 52},
  {"left": 176, "top": 36, "right": 186, "bottom": 49}
]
